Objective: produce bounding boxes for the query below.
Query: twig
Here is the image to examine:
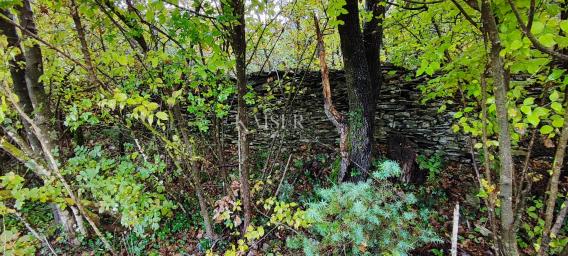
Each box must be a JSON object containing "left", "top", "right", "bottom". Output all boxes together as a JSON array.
[
  {"left": 15, "top": 212, "right": 57, "bottom": 255},
  {"left": 451, "top": 203, "right": 460, "bottom": 256},
  {"left": 275, "top": 154, "right": 293, "bottom": 197}
]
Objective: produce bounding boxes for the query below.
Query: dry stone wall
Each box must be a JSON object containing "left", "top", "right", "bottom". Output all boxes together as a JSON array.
[{"left": 232, "top": 66, "right": 469, "bottom": 161}]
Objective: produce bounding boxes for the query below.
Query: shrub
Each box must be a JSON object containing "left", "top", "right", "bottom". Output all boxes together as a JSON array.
[{"left": 287, "top": 160, "right": 441, "bottom": 255}]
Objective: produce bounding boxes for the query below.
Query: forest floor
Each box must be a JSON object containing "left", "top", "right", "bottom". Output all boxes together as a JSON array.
[{"left": 5, "top": 140, "right": 555, "bottom": 255}]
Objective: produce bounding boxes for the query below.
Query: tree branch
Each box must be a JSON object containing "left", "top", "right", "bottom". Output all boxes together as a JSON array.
[{"left": 506, "top": 0, "right": 568, "bottom": 61}]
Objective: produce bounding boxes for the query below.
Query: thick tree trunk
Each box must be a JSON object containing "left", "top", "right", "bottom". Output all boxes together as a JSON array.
[
  {"left": 480, "top": 1, "right": 518, "bottom": 255},
  {"left": 229, "top": 0, "right": 253, "bottom": 230},
  {"left": 1, "top": 7, "right": 80, "bottom": 244},
  {"left": 16, "top": 0, "right": 47, "bottom": 112},
  {"left": 19, "top": 0, "right": 89, "bottom": 239},
  {"left": 363, "top": 0, "right": 384, "bottom": 142},
  {"left": 0, "top": 9, "right": 40, "bottom": 152},
  {"left": 337, "top": 0, "right": 373, "bottom": 181}
]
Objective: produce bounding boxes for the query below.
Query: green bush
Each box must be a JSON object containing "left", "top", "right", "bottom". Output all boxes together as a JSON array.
[
  {"left": 416, "top": 152, "right": 444, "bottom": 183},
  {"left": 287, "top": 160, "right": 441, "bottom": 255}
]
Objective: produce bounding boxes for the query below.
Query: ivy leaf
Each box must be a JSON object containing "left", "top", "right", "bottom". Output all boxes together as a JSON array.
[
  {"left": 533, "top": 107, "right": 549, "bottom": 117},
  {"left": 521, "top": 105, "right": 532, "bottom": 114}
]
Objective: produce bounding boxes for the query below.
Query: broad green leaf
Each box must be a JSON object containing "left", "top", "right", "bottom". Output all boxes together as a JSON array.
[
  {"left": 510, "top": 40, "right": 523, "bottom": 50},
  {"left": 550, "top": 90, "right": 560, "bottom": 102},
  {"left": 527, "top": 112, "right": 540, "bottom": 126},
  {"left": 540, "top": 125, "right": 554, "bottom": 135},
  {"left": 561, "top": 20, "right": 568, "bottom": 33},
  {"left": 531, "top": 21, "right": 545, "bottom": 35},
  {"left": 521, "top": 105, "right": 532, "bottom": 114},
  {"left": 551, "top": 102, "right": 563, "bottom": 114},
  {"left": 156, "top": 111, "right": 168, "bottom": 121},
  {"left": 539, "top": 34, "right": 557, "bottom": 48},
  {"left": 552, "top": 115, "right": 564, "bottom": 127},
  {"left": 523, "top": 97, "right": 535, "bottom": 105}
]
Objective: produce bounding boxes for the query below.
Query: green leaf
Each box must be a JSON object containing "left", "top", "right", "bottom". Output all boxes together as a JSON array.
[
  {"left": 117, "top": 55, "right": 128, "bottom": 66},
  {"left": 540, "top": 125, "right": 554, "bottom": 135},
  {"left": 561, "top": 20, "right": 568, "bottom": 33},
  {"left": 533, "top": 107, "right": 549, "bottom": 117},
  {"left": 548, "top": 69, "right": 565, "bottom": 81},
  {"left": 452, "top": 124, "right": 460, "bottom": 133},
  {"left": 156, "top": 111, "right": 168, "bottom": 121},
  {"left": 531, "top": 21, "right": 545, "bottom": 35},
  {"left": 550, "top": 90, "right": 560, "bottom": 102},
  {"left": 523, "top": 97, "right": 535, "bottom": 106},
  {"left": 527, "top": 112, "right": 540, "bottom": 126},
  {"left": 539, "top": 34, "right": 557, "bottom": 48},
  {"left": 551, "top": 102, "right": 563, "bottom": 114},
  {"left": 521, "top": 105, "right": 532, "bottom": 114},
  {"left": 552, "top": 115, "right": 564, "bottom": 127},
  {"left": 510, "top": 40, "right": 523, "bottom": 50}
]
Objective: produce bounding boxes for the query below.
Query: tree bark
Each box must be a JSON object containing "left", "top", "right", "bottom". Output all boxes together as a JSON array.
[
  {"left": 70, "top": 0, "right": 100, "bottom": 87},
  {"left": 539, "top": 89, "right": 568, "bottom": 255},
  {"left": 15, "top": 0, "right": 47, "bottom": 112},
  {"left": 0, "top": 9, "right": 40, "bottom": 152},
  {"left": 1, "top": 7, "right": 80, "bottom": 244},
  {"left": 363, "top": 0, "right": 384, "bottom": 144},
  {"left": 481, "top": 71, "right": 500, "bottom": 252},
  {"left": 337, "top": 0, "right": 373, "bottom": 181},
  {"left": 172, "top": 105, "right": 216, "bottom": 239},
  {"left": 314, "top": 15, "right": 349, "bottom": 183},
  {"left": 480, "top": 1, "right": 518, "bottom": 255},
  {"left": 228, "top": 0, "right": 253, "bottom": 230}
]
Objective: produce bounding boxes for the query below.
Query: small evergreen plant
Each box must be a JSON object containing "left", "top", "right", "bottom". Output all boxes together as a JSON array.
[{"left": 287, "top": 159, "right": 441, "bottom": 255}]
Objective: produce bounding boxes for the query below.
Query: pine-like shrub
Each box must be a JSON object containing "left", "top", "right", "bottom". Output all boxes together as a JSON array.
[{"left": 287, "top": 159, "right": 441, "bottom": 255}]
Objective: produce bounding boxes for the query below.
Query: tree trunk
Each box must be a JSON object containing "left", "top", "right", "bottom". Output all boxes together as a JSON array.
[
  {"left": 363, "top": 0, "right": 384, "bottom": 144},
  {"left": 313, "top": 15, "right": 349, "bottom": 183},
  {"left": 191, "top": 163, "right": 216, "bottom": 239},
  {"left": 1, "top": 7, "right": 80, "bottom": 244},
  {"left": 15, "top": 0, "right": 47, "bottom": 112},
  {"left": 481, "top": 71, "right": 500, "bottom": 252},
  {"left": 172, "top": 105, "right": 216, "bottom": 239},
  {"left": 480, "top": 1, "right": 518, "bottom": 255},
  {"left": 337, "top": 0, "right": 373, "bottom": 181},
  {"left": 229, "top": 0, "right": 253, "bottom": 230},
  {"left": 538, "top": 3, "right": 568, "bottom": 255},
  {"left": 0, "top": 9, "right": 40, "bottom": 152},
  {"left": 539, "top": 90, "right": 568, "bottom": 255},
  {"left": 69, "top": 0, "right": 99, "bottom": 86}
]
